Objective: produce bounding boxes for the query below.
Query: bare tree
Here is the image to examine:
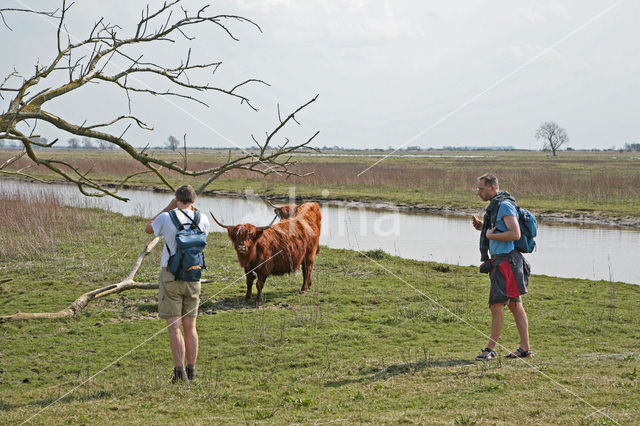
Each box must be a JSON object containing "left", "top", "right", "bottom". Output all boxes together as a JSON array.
[
  {"left": 535, "top": 121, "right": 569, "bottom": 157},
  {"left": 82, "top": 137, "right": 94, "bottom": 149},
  {"left": 0, "top": 1, "right": 320, "bottom": 322},
  {"left": 167, "top": 135, "right": 180, "bottom": 151},
  {"left": 0, "top": 1, "right": 319, "bottom": 200},
  {"left": 97, "top": 139, "right": 110, "bottom": 150},
  {"left": 68, "top": 138, "right": 80, "bottom": 149}
]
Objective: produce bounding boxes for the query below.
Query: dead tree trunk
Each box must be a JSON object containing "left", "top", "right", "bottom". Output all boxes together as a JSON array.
[{"left": 0, "top": 236, "right": 208, "bottom": 323}]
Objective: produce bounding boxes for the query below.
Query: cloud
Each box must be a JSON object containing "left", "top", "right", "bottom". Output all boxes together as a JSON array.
[
  {"left": 517, "top": 2, "right": 568, "bottom": 23},
  {"left": 233, "top": 0, "right": 426, "bottom": 43}
]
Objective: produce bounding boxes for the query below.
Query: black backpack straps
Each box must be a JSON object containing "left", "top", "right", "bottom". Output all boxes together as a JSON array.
[
  {"left": 165, "top": 210, "right": 181, "bottom": 257},
  {"left": 175, "top": 209, "right": 202, "bottom": 231},
  {"left": 490, "top": 192, "right": 517, "bottom": 227},
  {"left": 167, "top": 209, "right": 184, "bottom": 230}
]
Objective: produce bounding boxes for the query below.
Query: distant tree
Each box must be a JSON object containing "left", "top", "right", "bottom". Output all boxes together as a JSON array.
[
  {"left": 0, "top": 139, "right": 4, "bottom": 149},
  {"left": 82, "top": 137, "right": 94, "bottom": 149},
  {"left": 535, "top": 121, "right": 569, "bottom": 157},
  {"left": 624, "top": 143, "right": 640, "bottom": 152},
  {"left": 166, "top": 135, "right": 180, "bottom": 151},
  {"left": 68, "top": 138, "right": 80, "bottom": 149},
  {"left": 97, "top": 140, "right": 110, "bottom": 150}
]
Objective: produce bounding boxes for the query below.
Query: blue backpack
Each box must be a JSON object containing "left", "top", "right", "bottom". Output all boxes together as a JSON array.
[
  {"left": 166, "top": 209, "right": 207, "bottom": 281},
  {"left": 514, "top": 206, "right": 537, "bottom": 254}
]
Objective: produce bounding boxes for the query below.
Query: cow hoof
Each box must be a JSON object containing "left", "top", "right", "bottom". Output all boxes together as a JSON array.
[{"left": 299, "top": 289, "right": 308, "bottom": 295}]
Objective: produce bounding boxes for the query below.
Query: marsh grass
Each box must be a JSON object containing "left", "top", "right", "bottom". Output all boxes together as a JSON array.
[
  {"left": 1, "top": 205, "right": 639, "bottom": 424},
  {"left": 0, "top": 191, "right": 98, "bottom": 260},
  {"left": 3, "top": 149, "right": 639, "bottom": 218}
]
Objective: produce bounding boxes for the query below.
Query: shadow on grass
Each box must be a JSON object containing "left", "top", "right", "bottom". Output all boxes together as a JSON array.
[
  {"left": 199, "top": 289, "right": 298, "bottom": 313},
  {"left": 137, "top": 303, "right": 157, "bottom": 313},
  {"left": 325, "top": 358, "right": 473, "bottom": 387},
  {"left": 0, "top": 390, "right": 112, "bottom": 412}
]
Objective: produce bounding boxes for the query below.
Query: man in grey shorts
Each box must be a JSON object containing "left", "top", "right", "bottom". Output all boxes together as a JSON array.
[
  {"left": 472, "top": 174, "right": 532, "bottom": 361},
  {"left": 145, "top": 185, "right": 210, "bottom": 382}
]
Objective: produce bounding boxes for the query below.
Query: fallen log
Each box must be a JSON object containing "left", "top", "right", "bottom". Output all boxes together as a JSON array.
[{"left": 0, "top": 237, "right": 215, "bottom": 323}]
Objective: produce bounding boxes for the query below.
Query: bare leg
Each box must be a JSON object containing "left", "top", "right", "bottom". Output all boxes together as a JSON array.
[
  {"left": 508, "top": 300, "right": 530, "bottom": 351},
  {"left": 182, "top": 316, "right": 198, "bottom": 367},
  {"left": 486, "top": 303, "right": 505, "bottom": 350},
  {"left": 166, "top": 317, "right": 185, "bottom": 367}
]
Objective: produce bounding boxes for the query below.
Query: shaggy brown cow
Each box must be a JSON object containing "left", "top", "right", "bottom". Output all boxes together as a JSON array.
[
  {"left": 211, "top": 205, "right": 321, "bottom": 304},
  {"left": 272, "top": 202, "right": 321, "bottom": 254}
]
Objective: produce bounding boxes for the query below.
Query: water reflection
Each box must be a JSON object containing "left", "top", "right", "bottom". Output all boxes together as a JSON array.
[{"left": 1, "top": 180, "right": 638, "bottom": 285}]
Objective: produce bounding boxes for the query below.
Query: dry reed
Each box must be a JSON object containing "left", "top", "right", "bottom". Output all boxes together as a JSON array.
[
  {"left": 0, "top": 191, "right": 94, "bottom": 259},
  {"left": 3, "top": 151, "right": 639, "bottom": 200}
]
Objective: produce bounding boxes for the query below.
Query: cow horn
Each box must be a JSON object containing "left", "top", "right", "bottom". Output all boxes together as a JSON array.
[
  {"left": 209, "top": 211, "right": 231, "bottom": 229},
  {"left": 263, "top": 197, "right": 278, "bottom": 209},
  {"left": 256, "top": 214, "right": 278, "bottom": 230}
]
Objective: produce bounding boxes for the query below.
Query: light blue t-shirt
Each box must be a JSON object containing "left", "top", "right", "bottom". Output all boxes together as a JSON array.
[{"left": 489, "top": 200, "right": 518, "bottom": 255}]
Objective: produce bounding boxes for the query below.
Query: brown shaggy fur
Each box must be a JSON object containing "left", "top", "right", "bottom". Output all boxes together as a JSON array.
[
  {"left": 273, "top": 202, "right": 321, "bottom": 254},
  {"left": 215, "top": 203, "right": 321, "bottom": 304}
]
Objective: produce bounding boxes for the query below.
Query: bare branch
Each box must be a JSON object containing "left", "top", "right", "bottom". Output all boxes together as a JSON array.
[
  {"left": 0, "top": 237, "right": 160, "bottom": 323},
  {"left": 0, "top": 7, "right": 60, "bottom": 31},
  {"left": 0, "top": 149, "right": 26, "bottom": 170},
  {"left": 1, "top": 2, "right": 319, "bottom": 200},
  {"left": 84, "top": 115, "right": 152, "bottom": 131}
]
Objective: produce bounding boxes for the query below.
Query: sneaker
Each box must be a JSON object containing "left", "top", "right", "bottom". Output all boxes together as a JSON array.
[
  {"left": 186, "top": 365, "right": 196, "bottom": 381},
  {"left": 171, "top": 367, "right": 186, "bottom": 384}
]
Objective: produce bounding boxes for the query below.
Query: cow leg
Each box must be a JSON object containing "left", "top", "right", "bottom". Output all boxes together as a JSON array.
[
  {"left": 255, "top": 277, "right": 266, "bottom": 306},
  {"left": 245, "top": 271, "right": 255, "bottom": 303},
  {"left": 300, "top": 258, "right": 314, "bottom": 294}
]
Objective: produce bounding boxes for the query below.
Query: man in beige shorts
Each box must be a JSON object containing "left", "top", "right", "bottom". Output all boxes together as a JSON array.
[{"left": 145, "top": 185, "right": 210, "bottom": 382}]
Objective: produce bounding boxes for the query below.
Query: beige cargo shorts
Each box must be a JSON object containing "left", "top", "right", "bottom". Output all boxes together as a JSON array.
[{"left": 158, "top": 268, "right": 201, "bottom": 319}]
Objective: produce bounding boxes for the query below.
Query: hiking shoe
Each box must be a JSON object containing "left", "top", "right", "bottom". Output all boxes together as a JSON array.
[
  {"left": 171, "top": 367, "right": 186, "bottom": 384},
  {"left": 186, "top": 365, "right": 196, "bottom": 381}
]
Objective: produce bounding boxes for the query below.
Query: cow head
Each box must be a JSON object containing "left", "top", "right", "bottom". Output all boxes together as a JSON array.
[
  {"left": 210, "top": 212, "right": 271, "bottom": 255},
  {"left": 227, "top": 224, "right": 264, "bottom": 254},
  {"left": 273, "top": 204, "right": 299, "bottom": 219}
]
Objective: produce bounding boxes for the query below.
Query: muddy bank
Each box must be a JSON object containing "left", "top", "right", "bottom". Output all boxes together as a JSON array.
[
  {"left": 5, "top": 178, "right": 640, "bottom": 229},
  {"left": 195, "top": 188, "right": 640, "bottom": 229}
]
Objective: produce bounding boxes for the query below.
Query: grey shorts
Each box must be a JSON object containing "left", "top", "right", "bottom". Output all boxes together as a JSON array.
[
  {"left": 158, "top": 268, "right": 201, "bottom": 319},
  {"left": 488, "top": 251, "right": 530, "bottom": 305}
]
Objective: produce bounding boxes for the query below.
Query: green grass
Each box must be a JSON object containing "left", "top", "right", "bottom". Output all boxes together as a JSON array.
[
  {"left": 1, "top": 201, "right": 639, "bottom": 424},
  {"left": 2, "top": 149, "right": 640, "bottom": 221}
]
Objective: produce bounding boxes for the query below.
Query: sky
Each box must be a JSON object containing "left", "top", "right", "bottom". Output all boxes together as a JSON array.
[{"left": 1, "top": 0, "right": 639, "bottom": 150}]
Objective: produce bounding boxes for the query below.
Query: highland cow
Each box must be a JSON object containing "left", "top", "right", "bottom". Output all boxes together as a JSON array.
[{"left": 211, "top": 205, "right": 321, "bottom": 304}]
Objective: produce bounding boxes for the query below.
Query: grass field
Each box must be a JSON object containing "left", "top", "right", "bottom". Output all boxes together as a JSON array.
[
  {"left": 2, "top": 149, "right": 640, "bottom": 222},
  {"left": 1, "top": 193, "right": 639, "bottom": 424}
]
